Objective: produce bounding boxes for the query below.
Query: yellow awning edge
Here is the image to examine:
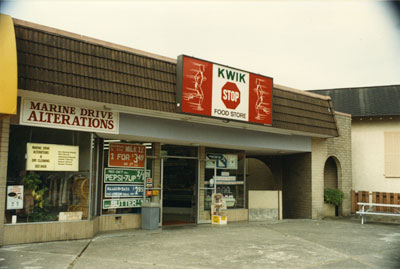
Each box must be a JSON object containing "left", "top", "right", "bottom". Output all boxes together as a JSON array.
[{"left": 0, "top": 14, "right": 18, "bottom": 116}]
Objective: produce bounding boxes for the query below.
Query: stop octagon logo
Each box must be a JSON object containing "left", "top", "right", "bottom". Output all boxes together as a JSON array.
[{"left": 221, "top": 82, "right": 240, "bottom": 110}]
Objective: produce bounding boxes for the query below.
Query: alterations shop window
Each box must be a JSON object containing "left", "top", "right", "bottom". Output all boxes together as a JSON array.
[
  {"left": 384, "top": 131, "right": 400, "bottom": 178},
  {"left": 5, "top": 125, "right": 92, "bottom": 223}
]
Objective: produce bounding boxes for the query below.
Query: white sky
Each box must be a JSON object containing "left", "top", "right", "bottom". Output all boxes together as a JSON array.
[{"left": 1, "top": 0, "right": 400, "bottom": 90}]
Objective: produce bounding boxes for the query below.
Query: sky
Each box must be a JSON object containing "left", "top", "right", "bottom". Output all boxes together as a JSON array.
[{"left": 1, "top": 0, "right": 400, "bottom": 91}]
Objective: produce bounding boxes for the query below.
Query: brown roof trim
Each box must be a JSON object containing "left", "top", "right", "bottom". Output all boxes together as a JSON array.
[
  {"left": 12, "top": 18, "right": 177, "bottom": 64},
  {"left": 274, "top": 84, "right": 331, "bottom": 101}
]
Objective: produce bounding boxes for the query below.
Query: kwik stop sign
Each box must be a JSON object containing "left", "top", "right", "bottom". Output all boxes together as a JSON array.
[
  {"left": 177, "top": 55, "right": 273, "bottom": 125},
  {"left": 222, "top": 82, "right": 240, "bottom": 110}
]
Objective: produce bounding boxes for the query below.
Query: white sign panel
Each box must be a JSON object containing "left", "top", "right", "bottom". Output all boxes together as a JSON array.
[
  {"left": 7, "top": 185, "right": 24, "bottom": 210},
  {"left": 211, "top": 64, "right": 250, "bottom": 122},
  {"left": 27, "top": 143, "right": 79, "bottom": 171},
  {"left": 20, "top": 98, "right": 119, "bottom": 134}
]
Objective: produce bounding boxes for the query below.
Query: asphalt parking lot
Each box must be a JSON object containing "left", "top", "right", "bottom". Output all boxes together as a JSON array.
[{"left": 1, "top": 218, "right": 399, "bottom": 268}]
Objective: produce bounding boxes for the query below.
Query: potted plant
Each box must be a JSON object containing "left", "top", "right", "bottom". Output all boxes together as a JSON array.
[
  {"left": 23, "top": 172, "right": 50, "bottom": 222},
  {"left": 324, "top": 188, "right": 344, "bottom": 217}
]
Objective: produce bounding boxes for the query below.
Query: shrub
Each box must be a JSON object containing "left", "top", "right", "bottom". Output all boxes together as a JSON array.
[{"left": 324, "top": 188, "right": 344, "bottom": 206}]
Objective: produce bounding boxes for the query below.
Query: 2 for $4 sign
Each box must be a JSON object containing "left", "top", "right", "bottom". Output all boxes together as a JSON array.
[{"left": 108, "top": 143, "right": 146, "bottom": 168}]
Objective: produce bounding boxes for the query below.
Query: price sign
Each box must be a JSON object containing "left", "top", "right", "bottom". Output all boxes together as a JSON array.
[
  {"left": 108, "top": 143, "right": 146, "bottom": 168},
  {"left": 104, "top": 184, "right": 144, "bottom": 197},
  {"left": 103, "top": 198, "right": 150, "bottom": 209},
  {"left": 104, "top": 168, "right": 150, "bottom": 183}
]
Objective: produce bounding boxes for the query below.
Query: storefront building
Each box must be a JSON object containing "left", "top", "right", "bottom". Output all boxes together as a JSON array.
[{"left": 0, "top": 15, "right": 351, "bottom": 245}]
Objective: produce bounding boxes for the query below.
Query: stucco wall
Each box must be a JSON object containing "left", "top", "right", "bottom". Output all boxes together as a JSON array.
[{"left": 352, "top": 118, "right": 400, "bottom": 193}]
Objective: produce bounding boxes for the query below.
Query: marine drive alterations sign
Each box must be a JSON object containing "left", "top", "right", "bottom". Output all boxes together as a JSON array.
[
  {"left": 20, "top": 98, "right": 119, "bottom": 134},
  {"left": 177, "top": 55, "right": 273, "bottom": 125}
]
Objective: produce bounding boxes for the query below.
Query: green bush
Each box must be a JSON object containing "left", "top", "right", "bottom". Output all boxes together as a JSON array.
[{"left": 324, "top": 188, "right": 344, "bottom": 206}]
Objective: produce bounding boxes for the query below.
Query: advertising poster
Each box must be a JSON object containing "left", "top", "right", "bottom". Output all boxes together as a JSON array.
[
  {"left": 108, "top": 143, "right": 146, "bottom": 168},
  {"left": 206, "top": 153, "right": 238, "bottom": 169},
  {"left": 7, "top": 185, "right": 24, "bottom": 210}
]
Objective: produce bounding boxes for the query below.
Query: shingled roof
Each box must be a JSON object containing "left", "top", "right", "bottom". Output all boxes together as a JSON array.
[
  {"left": 311, "top": 85, "right": 400, "bottom": 117},
  {"left": 13, "top": 18, "right": 338, "bottom": 137}
]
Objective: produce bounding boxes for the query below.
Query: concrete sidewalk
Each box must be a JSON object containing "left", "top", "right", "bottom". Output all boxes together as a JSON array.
[{"left": 1, "top": 218, "right": 399, "bottom": 268}]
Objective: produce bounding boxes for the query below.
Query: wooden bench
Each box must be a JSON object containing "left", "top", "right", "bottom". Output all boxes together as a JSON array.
[{"left": 356, "top": 202, "right": 400, "bottom": 224}]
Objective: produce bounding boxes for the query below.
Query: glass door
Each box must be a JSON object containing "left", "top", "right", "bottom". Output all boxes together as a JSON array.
[
  {"left": 144, "top": 156, "right": 163, "bottom": 226},
  {"left": 162, "top": 157, "right": 197, "bottom": 225},
  {"left": 197, "top": 159, "right": 217, "bottom": 223}
]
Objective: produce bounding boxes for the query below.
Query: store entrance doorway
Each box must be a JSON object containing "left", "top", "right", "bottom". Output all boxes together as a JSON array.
[{"left": 162, "top": 158, "right": 197, "bottom": 225}]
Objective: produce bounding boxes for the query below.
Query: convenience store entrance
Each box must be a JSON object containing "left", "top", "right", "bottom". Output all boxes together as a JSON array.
[{"left": 162, "top": 158, "right": 197, "bottom": 225}]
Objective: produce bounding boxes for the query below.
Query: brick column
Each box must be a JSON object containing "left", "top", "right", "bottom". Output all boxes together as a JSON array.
[
  {"left": 0, "top": 118, "right": 11, "bottom": 246},
  {"left": 152, "top": 143, "right": 161, "bottom": 203}
]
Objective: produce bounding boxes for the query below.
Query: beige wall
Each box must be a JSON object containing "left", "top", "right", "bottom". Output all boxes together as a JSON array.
[
  {"left": 249, "top": 190, "right": 280, "bottom": 209},
  {"left": 0, "top": 118, "right": 10, "bottom": 246},
  {"left": 352, "top": 118, "right": 400, "bottom": 193},
  {"left": 249, "top": 190, "right": 282, "bottom": 220},
  {"left": 225, "top": 209, "right": 248, "bottom": 222},
  {"left": 3, "top": 220, "right": 95, "bottom": 245},
  {"left": 246, "top": 158, "right": 275, "bottom": 190},
  {"left": 312, "top": 113, "right": 352, "bottom": 219},
  {"left": 2, "top": 214, "right": 142, "bottom": 245}
]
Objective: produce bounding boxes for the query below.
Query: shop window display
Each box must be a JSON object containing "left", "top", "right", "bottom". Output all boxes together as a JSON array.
[
  {"left": 205, "top": 149, "right": 246, "bottom": 209},
  {"left": 5, "top": 125, "right": 92, "bottom": 223},
  {"left": 101, "top": 141, "right": 154, "bottom": 215}
]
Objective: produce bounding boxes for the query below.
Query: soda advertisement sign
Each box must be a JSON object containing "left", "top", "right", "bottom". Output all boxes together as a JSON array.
[
  {"left": 108, "top": 143, "right": 146, "bottom": 168},
  {"left": 104, "top": 168, "right": 150, "bottom": 183},
  {"left": 177, "top": 55, "right": 273, "bottom": 125}
]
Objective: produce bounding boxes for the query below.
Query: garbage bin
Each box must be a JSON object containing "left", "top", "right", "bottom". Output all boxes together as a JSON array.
[{"left": 141, "top": 202, "right": 160, "bottom": 230}]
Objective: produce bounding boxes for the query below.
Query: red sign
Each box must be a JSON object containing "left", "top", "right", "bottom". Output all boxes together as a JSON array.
[
  {"left": 108, "top": 143, "right": 146, "bottom": 168},
  {"left": 181, "top": 56, "right": 213, "bottom": 116},
  {"left": 178, "top": 55, "right": 273, "bottom": 125},
  {"left": 221, "top": 82, "right": 240, "bottom": 110},
  {"left": 249, "top": 73, "right": 273, "bottom": 125}
]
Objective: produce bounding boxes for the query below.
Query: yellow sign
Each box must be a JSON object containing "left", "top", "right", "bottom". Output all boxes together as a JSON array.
[
  {"left": 212, "top": 215, "right": 227, "bottom": 225},
  {"left": 0, "top": 14, "right": 18, "bottom": 116},
  {"left": 26, "top": 143, "right": 79, "bottom": 171}
]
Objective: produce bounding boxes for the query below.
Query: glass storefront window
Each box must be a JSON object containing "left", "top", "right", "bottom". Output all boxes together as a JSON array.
[
  {"left": 161, "top": 144, "right": 198, "bottom": 158},
  {"left": 5, "top": 125, "right": 92, "bottom": 223},
  {"left": 101, "top": 140, "right": 154, "bottom": 215},
  {"left": 205, "top": 148, "right": 246, "bottom": 209}
]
